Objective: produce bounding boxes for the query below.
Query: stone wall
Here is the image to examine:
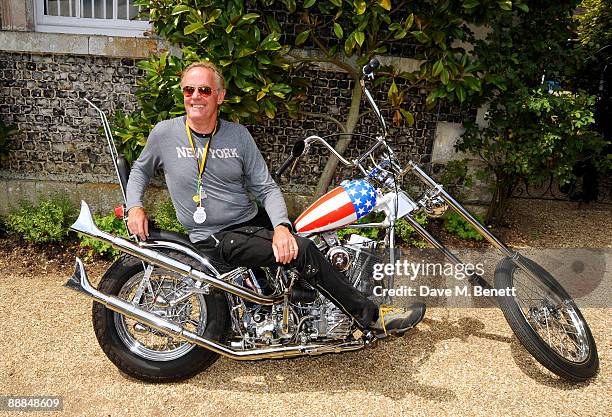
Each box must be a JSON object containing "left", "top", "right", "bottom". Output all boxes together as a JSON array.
[
  {"left": 0, "top": 51, "right": 142, "bottom": 184},
  {"left": 0, "top": 46, "right": 474, "bottom": 216}
]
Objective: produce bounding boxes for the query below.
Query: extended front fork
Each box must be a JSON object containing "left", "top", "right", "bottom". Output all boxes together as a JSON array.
[
  {"left": 401, "top": 161, "right": 547, "bottom": 298},
  {"left": 389, "top": 162, "right": 525, "bottom": 296}
]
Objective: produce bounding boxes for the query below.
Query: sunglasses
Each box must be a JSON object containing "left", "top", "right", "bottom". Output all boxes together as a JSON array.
[{"left": 182, "top": 85, "right": 215, "bottom": 97}]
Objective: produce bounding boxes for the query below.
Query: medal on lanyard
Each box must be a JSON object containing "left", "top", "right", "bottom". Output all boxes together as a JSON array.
[{"left": 186, "top": 120, "right": 216, "bottom": 224}]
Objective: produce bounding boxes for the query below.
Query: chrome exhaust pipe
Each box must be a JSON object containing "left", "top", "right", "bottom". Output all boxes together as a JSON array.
[
  {"left": 70, "top": 201, "right": 282, "bottom": 305},
  {"left": 64, "top": 258, "right": 365, "bottom": 360}
]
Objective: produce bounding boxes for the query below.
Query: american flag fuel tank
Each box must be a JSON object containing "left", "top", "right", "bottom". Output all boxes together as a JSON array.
[{"left": 294, "top": 179, "right": 377, "bottom": 234}]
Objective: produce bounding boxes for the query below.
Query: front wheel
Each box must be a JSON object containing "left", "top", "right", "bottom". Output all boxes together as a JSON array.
[
  {"left": 92, "top": 253, "right": 230, "bottom": 382},
  {"left": 494, "top": 255, "right": 599, "bottom": 381}
]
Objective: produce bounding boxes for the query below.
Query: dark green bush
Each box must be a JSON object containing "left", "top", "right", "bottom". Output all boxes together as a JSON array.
[
  {"left": 0, "top": 216, "right": 7, "bottom": 238},
  {"left": 6, "top": 196, "right": 77, "bottom": 244},
  {"left": 78, "top": 213, "right": 129, "bottom": 259},
  {"left": 0, "top": 119, "right": 18, "bottom": 157},
  {"left": 153, "top": 199, "right": 187, "bottom": 234},
  {"left": 443, "top": 211, "right": 483, "bottom": 241}
]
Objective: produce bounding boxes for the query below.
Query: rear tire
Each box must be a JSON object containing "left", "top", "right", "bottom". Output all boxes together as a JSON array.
[
  {"left": 495, "top": 255, "right": 599, "bottom": 381},
  {"left": 92, "top": 252, "right": 230, "bottom": 383}
]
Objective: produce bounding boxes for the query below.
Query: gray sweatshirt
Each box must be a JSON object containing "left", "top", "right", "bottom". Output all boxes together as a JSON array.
[{"left": 126, "top": 116, "right": 290, "bottom": 242}]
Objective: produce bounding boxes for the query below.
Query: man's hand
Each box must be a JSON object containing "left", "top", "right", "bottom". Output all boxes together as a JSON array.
[
  {"left": 272, "top": 224, "right": 298, "bottom": 264},
  {"left": 127, "top": 207, "right": 149, "bottom": 241}
]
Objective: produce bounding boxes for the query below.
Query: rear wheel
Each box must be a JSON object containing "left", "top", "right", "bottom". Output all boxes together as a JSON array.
[
  {"left": 92, "top": 252, "right": 230, "bottom": 382},
  {"left": 494, "top": 255, "right": 598, "bottom": 381}
]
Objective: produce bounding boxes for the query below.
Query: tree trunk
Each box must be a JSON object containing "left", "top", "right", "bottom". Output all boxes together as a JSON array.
[
  {"left": 486, "top": 174, "right": 515, "bottom": 226},
  {"left": 314, "top": 78, "right": 362, "bottom": 197}
]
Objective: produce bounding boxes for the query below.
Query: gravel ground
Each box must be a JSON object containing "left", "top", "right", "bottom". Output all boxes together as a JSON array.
[{"left": 0, "top": 199, "right": 610, "bottom": 416}]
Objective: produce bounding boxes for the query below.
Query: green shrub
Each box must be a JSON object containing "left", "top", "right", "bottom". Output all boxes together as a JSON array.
[
  {"left": 338, "top": 211, "right": 428, "bottom": 247},
  {"left": 153, "top": 199, "right": 187, "bottom": 234},
  {"left": 6, "top": 196, "right": 77, "bottom": 244},
  {"left": 0, "top": 119, "right": 18, "bottom": 157},
  {"left": 337, "top": 212, "right": 384, "bottom": 241},
  {"left": 443, "top": 211, "right": 484, "bottom": 241},
  {"left": 78, "top": 213, "right": 129, "bottom": 259},
  {"left": 394, "top": 211, "right": 429, "bottom": 248}
]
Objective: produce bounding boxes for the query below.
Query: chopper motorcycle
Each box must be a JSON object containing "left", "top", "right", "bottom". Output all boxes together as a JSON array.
[{"left": 65, "top": 59, "right": 599, "bottom": 383}]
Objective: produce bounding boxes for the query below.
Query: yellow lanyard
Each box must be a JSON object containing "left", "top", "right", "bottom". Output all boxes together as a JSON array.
[{"left": 185, "top": 120, "right": 217, "bottom": 203}]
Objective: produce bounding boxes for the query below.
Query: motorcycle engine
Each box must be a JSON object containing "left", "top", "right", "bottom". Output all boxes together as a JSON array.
[{"left": 232, "top": 234, "right": 380, "bottom": 347}]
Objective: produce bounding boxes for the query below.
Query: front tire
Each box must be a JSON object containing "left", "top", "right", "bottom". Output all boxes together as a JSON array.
[
  {"left": 92, "top": 253, "right": 230, "bottom": 383},
  {"left": 494, "top": 255, "right": 599, "bottom": 381}
]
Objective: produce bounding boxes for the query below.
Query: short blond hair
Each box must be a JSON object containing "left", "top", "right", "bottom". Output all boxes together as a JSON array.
[{"left": 181, "top": 61, "right": 225, "bottom": 90}]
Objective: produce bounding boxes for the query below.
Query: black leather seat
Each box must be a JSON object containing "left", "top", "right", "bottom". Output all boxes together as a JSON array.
[{"left": 147, "top": 226, "right": 199, "bottom": 252}]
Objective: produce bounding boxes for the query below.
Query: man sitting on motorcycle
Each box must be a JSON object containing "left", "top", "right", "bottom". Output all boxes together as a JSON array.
[{"left": 125, "top": 61, "right": 425, "bottom": 336}]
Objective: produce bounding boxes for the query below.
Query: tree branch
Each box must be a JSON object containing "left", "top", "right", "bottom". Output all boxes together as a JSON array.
[
  {"left": 300, "top": 112, "right": 346, "bottom": 133},
  {"left": 286, "top": 53, "right": 357, "bottom": 78}
]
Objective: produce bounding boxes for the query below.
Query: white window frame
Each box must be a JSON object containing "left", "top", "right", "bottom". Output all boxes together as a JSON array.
[{"left": 34, "top": 0, "right": 151, "bottom": 37}]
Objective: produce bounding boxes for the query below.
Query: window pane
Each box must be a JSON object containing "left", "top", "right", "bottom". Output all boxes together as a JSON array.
[
  {"left": 81, "top": 0, "right": 92, "bottom": 18},
  {"left": 104, "top": 0, "right": 113, "bottom": 19},
  {"left": 45, "top": 0, "right": 75, "bottom": 17}
]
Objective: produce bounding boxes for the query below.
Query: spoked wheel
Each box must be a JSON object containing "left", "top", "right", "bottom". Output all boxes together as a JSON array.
[
  {"left": 113, "top": 270, "right": 206, "bottom": 361},
  {"left": 92, "top": 252, "right": 229, "bottom": 382},
  {"left": 494, "top": 255, "right": 599, "bottom": 381}
]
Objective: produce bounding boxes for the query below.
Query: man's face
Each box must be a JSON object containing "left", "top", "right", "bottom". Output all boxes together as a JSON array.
[{"left": 182, "top": 67, "right": 225, "bottom": 124}]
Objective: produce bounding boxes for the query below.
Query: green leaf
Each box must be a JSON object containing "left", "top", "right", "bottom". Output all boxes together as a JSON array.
[
  {"left": 516, "top": 2, "right": 528, "bottom": 12},
  {"left": 236, "top": 48, "right": 256, "bottom": 58},
  {"left": 432, "top": 60, "right": 443, "bottom": 76},
  {"left": 283, "top": 0, "right": 297, "bottom": 12},
  {"left": 394, "top": 29, "right": 407, "bottom": 40},
  {"left": 184, "top": 22, "right": 203, "bottom": 35},
  {"left": 226, "top": 24, "right": 234, "bottom": 34},
  {"left": 405, "top": 13, "right": 414, "bottom": 30},
  {"left": 379, "top": 0, "right": 391, "bottom": 11},
  {"left": 260, "top": 40, "right": 282, "bottom": 51},
  {"left": 295, "top": 29, "right": 311, "bottom": 46},
  {"left": 257, "top": 91, "right": 266, "bottom": 101},
  {"left": 304, "top": 0, "right": 316, "bottom": 8},
  {"left": 257, "top": 55, "right": 272, "bottom": 65},
  {"left": 373, "top": 46, "right": 387, "bottom": 54},
  {"left": 171, "top": 5, "right": 191, "bottom": 15},
  {"left": 456, "top": 85, "right": 466, "bottom": 102},
  {"left": 344, "top": 36, "right": 355, "bottom": 56},
  {"left": 266, "top": 16, "right": 281, "bottom": 33},
  {"left": 463, "top": 0, "right": 480, "bottom": 9},
  {"left": 400, "top": 109, "right": 415, "bottom": 125},
  {"left": 441, "top": 68, "right": 449, "bottom": 85},
  {"left": 334, "top": 22, "right": 344, "bottom": 39},
  {"left": 330, "top": 0, "right": 342, "bottom": 7},
  {"left": 354, "top": 0, "right": 367, "bottom": 15},
  {"left": 240, "top": 13, "right": 260, "bottom": 23},
  {"left": 354, "top": 31, "right": 365, "bottom": 47},
  {"left": 388, "top": 81, "right": 398, "bottom": 99},
  {"left": 209, "top": 9, "right": 222, "bottom": 20},
  {"left": 498, "top": 0, "right": 512, "bottom": 11},
  {"left": 411, "top": 31, "right": 429, "bottom": 44}
]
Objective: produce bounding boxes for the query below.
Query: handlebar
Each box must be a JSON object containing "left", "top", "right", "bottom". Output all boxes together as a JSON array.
[
  {"left": 362, "top": 58, "right": 380, "bottom": 78},
  {"left": 276, "top": 57, "right": 393, "bottom": 182},
  {"left": 274, "top": 154, "right": 297, "bottom": 179}
]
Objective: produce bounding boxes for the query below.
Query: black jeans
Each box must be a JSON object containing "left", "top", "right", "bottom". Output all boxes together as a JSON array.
[{"left": 194, "top": 214, "right": 378, "bottom": 328}]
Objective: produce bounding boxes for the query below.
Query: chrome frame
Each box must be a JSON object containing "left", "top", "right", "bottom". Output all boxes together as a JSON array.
[{"left": 65, "top": 258, "right": 366, "bottom": 360}]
